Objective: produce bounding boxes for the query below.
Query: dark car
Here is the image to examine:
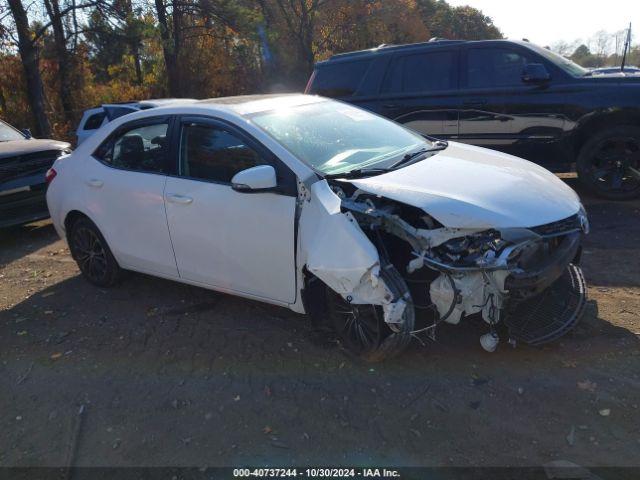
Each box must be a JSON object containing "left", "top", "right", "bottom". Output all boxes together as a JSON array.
[
  {"left": 0, "top": 119, "right": 71, "bottom": 228},
  {"left": 588, "top": 66, "right": 640, "bottom": 76},
  {"left": 305, "top": 39, "right": 640, "bottom": 199}
]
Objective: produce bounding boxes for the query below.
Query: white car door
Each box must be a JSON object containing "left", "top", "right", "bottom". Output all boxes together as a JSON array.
[
  {"left": 164, "top": 117, "right": 298, "bottom": 303},
  {"left": 85, "top": 116, "right": 178, "bottom": 277}
]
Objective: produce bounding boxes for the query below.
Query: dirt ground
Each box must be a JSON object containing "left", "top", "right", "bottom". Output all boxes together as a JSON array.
[{"left": 1, "top": 176, "right": 639, "bottom": 470}]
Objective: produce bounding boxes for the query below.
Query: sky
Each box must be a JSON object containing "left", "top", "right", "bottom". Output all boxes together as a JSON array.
[{"left": 446, "top": 0, "right": 638, "bottom": 49}]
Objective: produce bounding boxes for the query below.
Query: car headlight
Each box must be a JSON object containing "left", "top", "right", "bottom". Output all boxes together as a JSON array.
[{"left": 578, "top": 204, "right": 590, "bottom": 235}]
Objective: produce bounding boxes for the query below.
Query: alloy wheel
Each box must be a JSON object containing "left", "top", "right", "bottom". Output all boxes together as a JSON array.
[
  {"left": 331, "top": 296, "right": 383, "bottom": 354},
  {"left": 72, "top": 227, "right": 108, "bottom": 283},
  {"left": 588, "top": 136, "right": 640, "bottom": 193}
]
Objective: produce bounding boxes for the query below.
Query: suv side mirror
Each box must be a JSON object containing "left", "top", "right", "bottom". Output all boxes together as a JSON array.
[
  {"left": 231, "top": 165, "right": 277, "bottom": 193},
  {"left": 21, "top": 128, "right": 32, "bottom": 139},
  {"left": 522, "top": 63, "right": 550, "bottom": 83}
]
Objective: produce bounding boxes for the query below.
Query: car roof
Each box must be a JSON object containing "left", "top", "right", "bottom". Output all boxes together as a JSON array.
[
  {"left": 138, "top": 98, "right": 198, "bottom": 108},
  {"left": 157, "top": 94, "right": 326, "bottom": 116},
  {"left": 318, "top": 38, "right": 533, "bottom": 65}
]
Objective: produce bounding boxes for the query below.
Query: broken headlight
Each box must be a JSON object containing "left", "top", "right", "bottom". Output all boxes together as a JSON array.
[{"left": 435, "top": 230, "right": 510, "bottom": 267}]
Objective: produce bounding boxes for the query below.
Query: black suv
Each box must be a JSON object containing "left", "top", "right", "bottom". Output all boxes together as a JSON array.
[{"left": 306, "top": 39, "right": 640, "bottom": 199}]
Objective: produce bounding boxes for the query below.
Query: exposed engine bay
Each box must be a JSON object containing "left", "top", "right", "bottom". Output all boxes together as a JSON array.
[{"left": 299, "top": 178, "right": 589, "bottom": 355}]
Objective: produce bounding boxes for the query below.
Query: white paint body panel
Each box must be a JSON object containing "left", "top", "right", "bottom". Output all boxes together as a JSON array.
[
  {"left": 82, "top": 160, "right": 179, "bottom": 276},
  {"left": 350, "top": 141, "right": 581, "bottom": 229},
  {"left": 164, "top": 176, "right": 297, "bottom": 303}
]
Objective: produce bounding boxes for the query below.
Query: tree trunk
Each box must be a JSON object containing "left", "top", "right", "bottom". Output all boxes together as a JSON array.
[
  {"left": 7, "top": 0, "right": 52, "bottom": 137},
  {"left": 44, "top": 0, "right": 76, "bottom": 124},
  {"left": 122, "top": 0, "right": 143, "bottom": 85},
  {"left": 154, "top": 0, "right": 180, "bottom": 96}
]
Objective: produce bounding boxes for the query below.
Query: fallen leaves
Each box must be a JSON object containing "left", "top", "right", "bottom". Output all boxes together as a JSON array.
[{"left": 577, "top": 380, "right": 597, "bottom": 392}]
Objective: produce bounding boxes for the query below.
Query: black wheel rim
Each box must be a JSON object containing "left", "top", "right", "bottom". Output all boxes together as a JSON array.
[
  {"left": 332, "top": 296, "right": 382, "bottom": 354},
  {"left": 588, "top": 136, "right": 640, "bottom": 193},
  {"left": 73, "top": 227, "right": 108, "bottom": 282}
]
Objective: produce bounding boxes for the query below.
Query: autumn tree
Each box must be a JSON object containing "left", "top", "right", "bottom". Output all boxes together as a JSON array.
[{"left": 7, "top": 0, "right": 52, "bottom": 137}]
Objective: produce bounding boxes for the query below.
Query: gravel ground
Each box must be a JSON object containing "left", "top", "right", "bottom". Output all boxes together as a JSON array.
[{"left": 1, "top": 177, "right": 639, "bottom": 469}]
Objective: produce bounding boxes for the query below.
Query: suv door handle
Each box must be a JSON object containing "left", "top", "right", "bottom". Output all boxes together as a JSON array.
[
  {"left": 86, "top": 179, "right": 103, "bottom": 188},
  {"left": 463, "top": 99, "right": 487, "bottom": 108},
  {"left": 166, "top": 194, "right": 193, "bottom": 205},
  {"left": 382, "top": 103, "right": 400, "bottom": 109}
]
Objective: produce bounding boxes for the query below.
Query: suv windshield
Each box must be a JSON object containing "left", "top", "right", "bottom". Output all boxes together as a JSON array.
[
  {"left": 0, "top": 120, "right": 26, "bottom": 142},
  {"left": 528, "top": 44, "right": 589, "bottom": 77},
  {"left": 250, "top": 101, "right": 428, "bottom": 175}
]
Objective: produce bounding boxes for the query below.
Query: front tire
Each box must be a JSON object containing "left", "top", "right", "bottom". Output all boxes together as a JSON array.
[
  {"left": 576, "top": 126, "right": 640, "bottom": 200},
  {"left": 327, "top": 290, "right": 414, "bottom": 363},
  {"left": 68, "top": 217, "right": 122, "bottom": 287}
]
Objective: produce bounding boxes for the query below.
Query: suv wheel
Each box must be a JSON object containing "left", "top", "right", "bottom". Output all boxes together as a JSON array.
[
  {"left": 68, "top": 217, "right": 122, "bottom": 287},
  {"left": 577, "top": 126, "right": 640, "bottom": 200}
]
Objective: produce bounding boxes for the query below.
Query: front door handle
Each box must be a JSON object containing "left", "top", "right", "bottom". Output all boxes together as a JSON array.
[
  {"left": 86, "top": 179, "right": 103, "bottom": 188},
  {"left": 166, "top": 194, "right": 193, "bottom": 205}
]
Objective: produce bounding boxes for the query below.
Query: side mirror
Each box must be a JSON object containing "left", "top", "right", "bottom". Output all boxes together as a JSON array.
[
  {"left": 21, "top": 128, "right": 32, "bottom": 139},
  {"left": 231, "top": 165, "right": 277, "bottom": 193},
  {"left": 522, "top": 63, "right": 550, "bottom": 83}
]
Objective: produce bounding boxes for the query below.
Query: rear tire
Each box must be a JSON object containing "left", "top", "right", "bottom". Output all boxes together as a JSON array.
[
  {"left": 576, "top": 126, "right": 640, "bottom": 200},
  {"left": 68, "top": 217, "right": 122, "bottom": 287}
]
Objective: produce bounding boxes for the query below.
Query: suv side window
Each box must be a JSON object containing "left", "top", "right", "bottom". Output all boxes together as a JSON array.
[
  {"left": 383, "top": 50, "right": 456, "bottom": 94},
  {"left": 84, "top": 112, "right": 106, "bottom": 130},
  {"left": 94, "top": 121, "right": 169, "bottom": 174},
  {"left": 309, "top": 60, "right": 371, "bottom": 97},
  {"left": 467, "top": 48, "right": 531, "bottom": 88},
  {"left": 179, "top": 123, "right": 266, "bottom": 183}
]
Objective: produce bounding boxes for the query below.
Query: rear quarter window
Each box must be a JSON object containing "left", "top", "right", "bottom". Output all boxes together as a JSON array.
[
  {"left": 309, "top": 60, "right": 371, "bottom": 98},
  {"left": 83, "top": 112, "right": 106, "bottom": 130}
]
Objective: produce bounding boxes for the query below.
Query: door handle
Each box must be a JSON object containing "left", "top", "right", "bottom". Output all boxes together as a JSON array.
[
  {"left": 382, "top": 103, "right": 400, "bottom": 109},
  {"left": 86, "top": 179, "right": 103, "bottom": 188},
  {"left": 463, "top": 99, "right": 487, "bottom": 108},
  {"left": 166, "top": 194, "right": 193, "bottom": 205}
]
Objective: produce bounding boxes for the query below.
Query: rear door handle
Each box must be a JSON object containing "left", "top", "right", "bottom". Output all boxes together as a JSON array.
[
  {"left": 382, "top": 103, "right": 400, "bottom": 109},
  {"left": 463, "top": 99, "right": 487, "bottom": 108},
  {"left": 166, "top": 194, "right": 193, "bottom": 205},
  {"left": 86, "top": 179, "right": 103, "bottom": 188}
]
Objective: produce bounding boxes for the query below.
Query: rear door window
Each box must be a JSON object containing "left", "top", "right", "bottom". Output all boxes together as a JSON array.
[
  {"left": 466, "top": 48, "right": 532, "bottom": 88},
  {"left": 309, "top": 60, "right": 371, "bottom": 98},
  {"left": 382, "top": 50, "right": 457, "bottom": 94},
  {"left": 94, "top": 120, "right": 169, "bottom": 174}
]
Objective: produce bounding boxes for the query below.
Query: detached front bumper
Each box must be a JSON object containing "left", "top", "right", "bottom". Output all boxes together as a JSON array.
[
  {"left": 503, "top": 231, "right": 587, "bottom": 346},
  {"left": 505, "top": 231, "right": 582, "bottom": 300}
]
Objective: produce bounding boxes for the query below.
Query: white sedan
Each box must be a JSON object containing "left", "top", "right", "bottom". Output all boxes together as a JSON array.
[{"left": 46, "top": 95, "right": 589, "bottom": 361}]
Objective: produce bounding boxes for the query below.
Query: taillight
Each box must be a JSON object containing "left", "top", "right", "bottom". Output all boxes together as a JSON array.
[
  {"left": 304, "top": 70, "right": 316, "bottom": 94},
  {"left": 45, "top": 168, "right": 57, "bottom": 185}
]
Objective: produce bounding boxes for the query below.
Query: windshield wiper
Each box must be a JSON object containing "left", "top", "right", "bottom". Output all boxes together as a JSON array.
[
  {"left": 324, "top": 167, "right": 391, "bottom": 180},
  {"left": 388, "top": 141, "right": 448, "bottom": 170}
]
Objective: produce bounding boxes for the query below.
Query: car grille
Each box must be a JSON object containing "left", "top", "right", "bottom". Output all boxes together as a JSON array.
[
  {"left": 505, "top": 264, "right": 587, "bottom": 346},
  {"left": 0, "top": 150, "right": 63, "bottom": 183},
  {"left": 531, "top": 214, "right": 581, "bottom": 237}
]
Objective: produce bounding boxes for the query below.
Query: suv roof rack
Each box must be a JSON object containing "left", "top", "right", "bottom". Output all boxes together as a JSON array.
[{"left": 328, "top": 39, "right": 466, "bottom": 62}]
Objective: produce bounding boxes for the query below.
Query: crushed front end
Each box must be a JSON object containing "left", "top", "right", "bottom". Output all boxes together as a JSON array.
[{"left": 333, "top": 188, "right": 589, "bottom": 351}]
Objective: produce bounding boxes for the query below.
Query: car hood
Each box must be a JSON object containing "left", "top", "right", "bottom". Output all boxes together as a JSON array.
[
  {"left": 0, "top": 139, "right": 71, "bottom": 161},
  {"left": 348, "top": 141, "right": 581, "bottom": 229}
]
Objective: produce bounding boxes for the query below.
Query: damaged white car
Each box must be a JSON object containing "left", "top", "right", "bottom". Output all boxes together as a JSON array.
[{"left": 46, "top": 95, "right": 589, "bottom": 361}]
